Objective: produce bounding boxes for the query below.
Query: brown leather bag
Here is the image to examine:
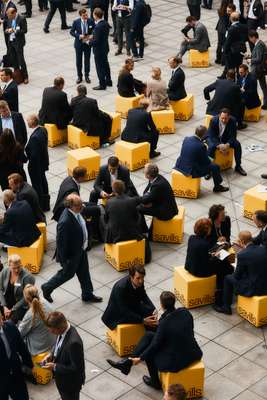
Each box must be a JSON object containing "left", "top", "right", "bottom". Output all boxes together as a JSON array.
[{"left": 13, "top": 68, "right": 24, "bottom": 85}]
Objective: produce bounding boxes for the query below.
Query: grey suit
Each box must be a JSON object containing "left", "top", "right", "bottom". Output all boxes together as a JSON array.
[
  {"left": 251, "top": 39, "right": 267, "bottom": 106},
  {"left": 179, "top": 21, "right": 211, "bottom": 56}
]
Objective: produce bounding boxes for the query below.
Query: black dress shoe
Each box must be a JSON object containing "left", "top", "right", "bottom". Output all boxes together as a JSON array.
[
  {"left": 44, "top": 6, "right": 49, "bottom": 10},
  {"left": 106, "top": 81, "right": 113, "bottom": 87},
  {"left": 237, "top": 123, "right": 247, "bottom": 130},
  {"left": 107, "top": 359, "right": 133, "bottom": 375},
  {"left": 43, "top": 27, "right": 50, "bottom": 33},
  {"left": 76, "top": 77, "right": 82, "bottom": 84},
  {"left": 205, "top": 173, "right": 211, "bottom": 180},
  {"left": 93, "top": 85, "right": 106, "bottom": 90},
  {"left": 41, "top": 285, "right": 53, "bottom": 303},
  {"left": 61, "top": 25, "right": 71, "bottom": 30},
  {"left": 85, "top": 77, "right": 91, "bottom": 83},
  {"left": 213, "top": 304, "right": 232, "bottom": 315},
  {"left": 235, "top": 165, "right": 247, "bottom": 176},
  {"left": 142, "top": 375, "right": 161, "bottom": 390},
  {"left": 150, "top": 151, "right": 161, "bottom": 158},
  {"left": 22, "top": 12, "right": 32, "bottom": 17},
  {"left": 261, "top": 174, "right": 267, "bottom": 179},
  {"left": 213, "top": 185, "right": 229, "bottom": 193},
  {"left": 82, "top": 294, "right": 103, "bottom": 303}
]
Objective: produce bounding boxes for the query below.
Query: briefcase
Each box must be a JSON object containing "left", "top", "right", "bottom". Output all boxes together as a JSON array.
[{"left": 13, "top": 68, "right": 24, "bottom": 85}]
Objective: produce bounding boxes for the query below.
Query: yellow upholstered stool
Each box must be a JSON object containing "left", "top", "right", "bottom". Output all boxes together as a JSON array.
[
  {"left": 106, "top": 324, "right": 145, "bottom": 356},
  {"left": 204, "top": 114, "right": 213, "bottom": 128},
  {"left": 67, "top": 125, "right": 100, "bottom": 150},
  {"left": 243, "top": 184, "right": 267, "bottom": 220},
  {"left": 170, "top": 95, "right": 194, "bottom": 121},
  {"left": 115, "top": 94, "right": 144, "bottom": 118},
  {"left": 32, "top": 352, "right": 53, "bottom": 384},
  {"left": 189, "top": 50, "right": 209, "bottom": 67},
  {"left": 160, "top": 360, "right": 205, "bottom": 398},
  {"left": 152, "top": 207, "right": 185, "bottom": 244},
  {"left": 105, "top": 111, "right": 121, "bottom": 140},
  {"left": 213, "top": 148, "right": 234, "bottom": 170},
  {"left": 67, "top": 147, "right": 100, "bottom": 181},
  {"left": 171, "top": 170, "right": 200, "bottom": 199},
  {"left": 36, "top": 222, "right": 47, "bottom": 252},
  {"left": 244, "top": 104, "right": 262, "bottom": 122},
  {"left": 105, "top": 239, "right": 145, "bottom": 271},
  {"left": 151, "top": 109, "right": 175, "bottom": 134},
  {"left": 174, "top": 266, "right": 216, "bottom": 308},
  {"left": 115, "top": 140, "right": 150, "bottom": 171},
  {"left": 237, "top": 295, "right": 267, "bottom": 327},
  {"left": 8, "top": 235, "right": 44, "bottom": 274},
  {"left": 45, "top": 124, "right": 67, "bottom": 148}
]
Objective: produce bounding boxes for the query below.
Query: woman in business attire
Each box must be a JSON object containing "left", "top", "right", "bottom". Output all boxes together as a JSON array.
[
  {"left": 146, "top": 67, "right": 169, "bottom": 112},
  {"left": 0, "top": 254, "right": 35, "bottom": 323},
  {"left": 117, "top": 58, "right": 146, "bottom": 97},
  {"left": 215, "top": 1, "right": 235, "bottom": 65},
  {"left": 208, "top": 204, "right": 231, "bottom": 248}
]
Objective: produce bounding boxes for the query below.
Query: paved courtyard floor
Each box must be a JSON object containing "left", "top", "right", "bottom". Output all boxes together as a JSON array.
[{"left": 1, "top": 0, "right": 267, "bottom": 398}]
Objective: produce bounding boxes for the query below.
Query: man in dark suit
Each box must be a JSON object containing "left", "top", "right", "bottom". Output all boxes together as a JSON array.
[
  {"left": 102, "top": 264, "right": 156, "bottom": 329},
  {"left": 70, "top": 8, "right": 94, "bottom": 84},
  {"left": 26, "top": 114, "right": 50, "bottom": 212},
  {"left": 130, "top": 0, "right": 146, "bottom": 60},
  {"left": 90, "top": 156, "right": 137, "bottom": 203},
  {"left": 90, "top": 0, "right": 109, "bottom": 21},
  {"left": 167, "top": 56, "right": 187, "bottom": 101},
  {"left": 0, "top": 190, "right": 41, "bottom": 247},
  {"left": 6, "top": 8, "right": 28, "bottom": 84},
  {"left": 90, "top": 7, "right": 112, "bottom": 90},
  {"left": 121, "top": 99, "right": 160, "bottom": 159},
  {"left": 0, "top": 100, "right": 27, "bottom": 145},
  {"left": 71, "top": 84, "right": 112, "bottom": 145},
  {"left": 0, "top": 68, "right": 18, "bottom": 111},
  {"left": 249, "top": 30, "right": 267, "bottom": 110},
  {"left": 237, "top": 63, "right": 261, "bottom": 109},
  {"left": 204, "top": 69, "right": 247, "bottom": 130},
  {"left": 8, "top": 173, "right": 45, "bottom": 223},
  {"left": 41, "top": 194, "right": 102, "bottom": 303},
  {"left": 214, "top": 231, "right": 267, "bottom": 315},
  {"left": 252, "top": 210, "right": 267, "bottom": 246},
  {"left": 43, "top": 0, "right": 70, "bottom": 33},
  {"left": 0, "top": 312, "right": 33, "bottom": 400},
  {"left": 174, "top": 125, "right": 229, "bottom": 193},
  {"left": 43, "top": 311, "right": 85, "bottom": 400},
  {"left": 0, "top": 0, "right": 17, "bottom": 49},
  {"left": 178, "top": 16, "right": 210, "bottom": 58},
  {"left": 107, "top": 291, "right": 203, "bottom": 390},
  {"left": 206, "top": 109, "right": 247, "bottom": 176},
  {"left": 39, "top": 76, "right": 72, "bottom": 130}
]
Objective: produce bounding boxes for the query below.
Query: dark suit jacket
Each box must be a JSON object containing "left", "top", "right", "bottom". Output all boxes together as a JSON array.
[
  {"left": 0, "top": 200, "right": 40, "bottom": 246},
  {"left": 93, "top": 164, "right": 137, "bottom": 197},
  {"left": 168, "top": 67, "right": 187, "bottom": 101},
  {"left": 70, "top": 94, "right": 105, "bottom": 136},
  {"left": 140, "top": 308, "right": 203, "bottom": 372},
  {"left": 251, "top": 39, "right": 267, "bottom": 78},
  {"left": 17, "top": 182, "right": 45, "bottom": 223},
  {"left": 91, "top": 19, "right": 109, "bottom": 55},
  {"left": 252, "top": 227, "right": 267, "bottom": 247},
  {"left": 131, "top": 0, "right": 146, "bottom": 30},
  {"left": 208, "top": 216, "right": 231, "bottom": 248},
  {"left": 0, "top": 320, "right": 33, "bottom": 381},
  {"left": 39, "top": 86, "right": 72, "bottom": 130},
  {"left": 174, "top": 135, "right": 211, "bottom": 178},
  {"left": 25, "top": 126, "right": 49, "bottom": 172},
  {"left": 223, "top": 22, "right": 247, "bottom": 57},
  {"left": 121, "top": 107, "right": 158, "bottom": 143},
  {"left": 0, "top": 80, "right": 18, "bottom": 112},
  {"left": 206, "top": 115, "right": 237, "bottom": 156},
  {"left": 204, "top": 79, "right": 242, "bottom": 118},
  {"left": 70, "top": 17, "right": 94, "bottom": 48},
  {"left": 234, "top": 244, "right": 267, "bottom": 296},
  {"left": 237, "top": 72, "right": 261, "bottom": 109},
  {"left": 104, "top": 194, "right": 143, "bottom": 243},
  {"left": 0, "top": 112, "right": 27, "bottom": 146},
  {"left": 52, "top": 176, "right": 80, "bottom": 222},
  {"left": 117, "top": 70, "right": 135, "bottom": 97},
  {"left": 185, "top": 235, "right": 215, "bottom": 277},
  {"left": 140, "top": 174, "right": 178, "bottom": 220},
  {"left": 53, "top": 326, "right": 85, "bottom": 393},
  {"left": 6, "top": 14, "right": 27, "bottom": 48},
  {"left": 102, "top": 275, "right": 155, "bottom": 329}
]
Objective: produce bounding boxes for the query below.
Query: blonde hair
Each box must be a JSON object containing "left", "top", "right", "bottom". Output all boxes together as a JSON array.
[
  {"left": 23, "top": 284, "right": 47, "bottom": 327},
  {"left": 8, "top": 254, "right": 21, "bottom": 265}
]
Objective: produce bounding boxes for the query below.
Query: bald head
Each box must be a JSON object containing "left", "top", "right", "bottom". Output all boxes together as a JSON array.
[
  {"left": 64, "top": 193, "right": 83, "bottom": 213},
  {"left": 3, "top": 189, "right": 15, "bottom": 207},
  {"left": 230, "top": 11, "right": 240, "bottom": 22},
  {"left": 27, "top": 114, "right": 39, "bottom": 128},
  {"left": 238, "top": 231, "right": 252, "bottom": 247}
]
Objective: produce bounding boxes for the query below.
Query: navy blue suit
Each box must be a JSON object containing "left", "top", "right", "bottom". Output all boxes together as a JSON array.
[
  {"left": 237, "top": 72, "right": 261, "bottom": 110},
  {"left": 130, "top": 0, "right": 146, "bottom": 58},
  {"left": 70, "top": 17, "right": 95, "bottom": 80},
  {"left": 206, "top": 115, "right": 242, "bottom": 167},
  {"left": 91, "top": 19, "right": 111, "bottom": 88}
]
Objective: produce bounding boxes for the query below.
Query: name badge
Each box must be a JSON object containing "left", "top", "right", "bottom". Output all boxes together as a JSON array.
[{"left": 14, "top": 282, "right": 21, "bottom": 287}]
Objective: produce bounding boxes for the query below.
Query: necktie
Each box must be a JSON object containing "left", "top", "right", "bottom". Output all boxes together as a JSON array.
[
  {"left": 82, "top": 21, "right": 87, "bottom": 35},
  {"left": 54, "top": 334, "right": 62, "bottom": 357},
  {"left": 0, "top": 328, "right": 11, "bottom": 359}
]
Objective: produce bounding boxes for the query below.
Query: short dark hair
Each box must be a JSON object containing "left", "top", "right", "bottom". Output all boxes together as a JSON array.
[
  {"left": 227, "top": 3, "right": 236, "bottom": 11},
  {"left": 220, "top": 108, "right": 230, "bottom": 115},
  {"left": 167, "top": 384, "right": 187, "bottom": 400},
  {"left": 77, "top": 84, "right": 87, "bottom": 96},
  {"left": 254, "top": 210, "right": 267, "bottom": 224},
  {"left": 72, "top": 166, "right": 87, "bottom": 180},
  {"left": 186, "top": 15, "right": 196, "bottom": 23},
  {"left": 112, "top": 179, "right": 125, "bottom": 195},
  {"left": 46, "top": 311, "right": 68, "bottom": 329},
  {"left": 239, "top": 63, "right": 248, "bottom": 71},
  {"left": 128, "top": 264, "right": 146, "bottom": 277},
  {"left": 1, "top": 68, "right": 13, "bottom": 78},
  {"left": 54, "top": 76, "right": 64, "bottom": 88},
  {"left": 226, "top": 69, "right": 235, "bottom": 80},
  {"left": 8, "top": 173, "right": 23, "bottom": 185},
  {"left": 145, "top": 163, "right": 159, "bottom": 179},
  {"left": 168, "top": 56, "right": 182, "bottom": 65},
  {"left": 79, "top": 8, "right": 87, "bottom": 15},
  {"left": 160, "top": 291, "right": 175, "bottom": 310},
  {"left": 209, "top": 204, "right": 225, "bottom": 221},
  {"left": 93, "top": 7, "right": 104, "bottom": 18},
  {"left": 248, "top": 29, "right": 259, "bottom": 39},
  {"left": 108, "top": 156, "right": 119, "bottom": 167},
  {"left": 194, "top": 218, "right": 212, "bottom": 237},
  {"left": 195, "top": 125, "right": 207, "bottom": 139}
]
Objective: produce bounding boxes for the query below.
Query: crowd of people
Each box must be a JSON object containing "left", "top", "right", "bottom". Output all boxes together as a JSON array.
[{"left": 1, "top": 0, "right": 267, "bottom": 399}]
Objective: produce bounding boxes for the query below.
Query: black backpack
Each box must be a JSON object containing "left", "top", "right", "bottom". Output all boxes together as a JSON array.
[{"left": 143, "top": 2, "right": 152, "bottom": 26}]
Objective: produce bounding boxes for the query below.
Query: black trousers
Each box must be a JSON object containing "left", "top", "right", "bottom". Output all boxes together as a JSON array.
[
  {"left": 208, "top": 162, "right": 223, "bottom": 187},
  {"left": 42, "top": 249, "right": 94, "bottom": 300},
  {"left": 130, "top": 27, "right": 144, "bottom": 58},
  {"left": 28, "top": 166, "right": 49, "bottom": 209},
  {"left": 24, "top": 0, "right": 32, "bottom": 15},
  {"left": 75, "top": 44, "right": 91, "bottom": 79},
  {"left": 216, "top": 31, "right": 226, "bottom": 63},
  {"left": 94, "top": 51, "right": 111, "bottom": 88},
  {"left": 188, "top": 4, "right": 200, "bottom": 20},
  {"left": 58, "top": 390, "right": 80, "bottom": 400},
  {"left": 44, "top": 1, "right": 67, "bottom": 28},
  {"left": 1, "top": 374, "right": 29, "bottom": 400},
  {"left": 222, "top": 274, "right": 237, "bottom": 307},
  {"left": 9, "top": 44, "right": 28, "bottom": 79},
  {"left": 38, "top": 0, "right": 48, "bottom": 10}
]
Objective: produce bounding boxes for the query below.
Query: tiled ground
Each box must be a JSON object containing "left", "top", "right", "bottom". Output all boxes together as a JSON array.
[{"left": 1, "top": 0, "right": 267, "bottom": 399}]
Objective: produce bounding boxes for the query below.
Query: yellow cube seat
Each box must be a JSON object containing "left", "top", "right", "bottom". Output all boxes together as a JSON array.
[
  {"left": 213, "top": 148, "right": 234, "bottom": 171},
  {"left": 160, "top": 360, "right": 205, "bottom": 398},
  {"left": 204, "top": 114, "right": 213, "bottom": 128},
  {"left": 37, "top": 222, "right": 47, "bottom": 252},
  {"left": 115, "top": 94, "right": 144, "bottom": 118},
  {"left": 105, "top": 239, "right": 145, "bottom": 271},
  {"left": 189, "top": 49, "right": 209, "bottom": 68},
  {"left": 32, "top": 352, "right": 53, "bottom": 384},
  {"left": 152, "top": 207, "right": 185, "bottom": 244},
  {"left": 171, "top": 170, "right": 200, "bottom": 199},
  {"left": 174, "top": 266, "right": 216, "bottom": 308},
  {"left": 67, "top": 147, "right": 100, "bottom": 181},
  {"left": 105, "top": 111, "right": 121, "bottom": 140},
  {"left": 45, "top": 124, "right": 67, "bottom": 148},
  {"left": 115, "top": 140, "right": 150, "bottom": 171},
  {"left": 243, "top": 184, "right": 267, "bottom": 220},
  {"left": 67, "top": 125, "right": 100, "bottom": 150},
  {"left": 237, "top": 295, "right": 267, "bottom": 327},
  {"left": 106, "top": 324, "right": 145, "bottom": 356},
  {"left": 170, "top": 95, "right": 194, "bottom": 121},
  {"left": 151, "top": 109, "right": 175, "bottom": 134},
  {"left": 244, "top": 104, "right": 261, "bottom": 122},
  {"left": 8, "top": 235, "right": 44, "bottom": 274}
]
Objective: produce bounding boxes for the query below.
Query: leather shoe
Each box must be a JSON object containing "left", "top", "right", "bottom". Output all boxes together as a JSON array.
[
  {"left": 93, "top": 85, "right": 106, "bottom": 90},
  {"left": 24, "top": 79, "right": 29, "bottom": 84},
  {"left": 142, "top": 375, "right": 161, "bottom": 390},
  {"left": 150, "top": 151, "right": 161, "bottom": 158},
  {"left": 213, "top": 304, "right": 232, "bottom": 315},
  {"left": 205, "top": 173, "right": 211, "bottom": 180},
  {"left": 43, "top": 27, "right": 50, "bottom": 33},
  {"left": 213, "top": 185, "right": 229, "bottom": 193},
  {"left": 261, "top": 174, "right": 267, "bottom": 179},
  {"left": 106, "top": 81, "right": 113, "bottom": 87},
  {"left": 82, "top": 294, "right": 103, "bottom": 303},
  {"left": 76, "top": 77, "right": 82, "bottom": 84},
  {"left": 85, "top": 77, "right": 91, "bottom": 83},
  {"left": 41, "top": 285, "right": 53, "bottom": 303},
  {"left": 235, "top": 165, "right": 247, "bottom": 176},
  {"left": 61, "top": 25, "right": 71, "bottom": 30},
  {"left": 107, "top": 358, "right": 132, "bottom": 375}
]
